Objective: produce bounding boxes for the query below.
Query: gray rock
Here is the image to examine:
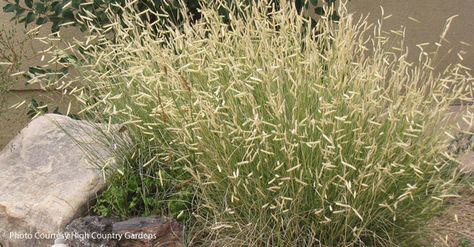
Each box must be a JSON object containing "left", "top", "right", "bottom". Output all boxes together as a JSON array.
[{"left": 0, "top": 114, "right": 112, "bottom": 247}]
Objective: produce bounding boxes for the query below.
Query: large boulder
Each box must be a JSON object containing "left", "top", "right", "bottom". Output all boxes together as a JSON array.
[{"left": 0, "top": 114, "right": 112, "bottom": 247}]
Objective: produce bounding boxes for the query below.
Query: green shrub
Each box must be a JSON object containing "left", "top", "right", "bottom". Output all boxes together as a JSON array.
[
  {"left": 41, "top": 0, "right": 473, "bottom": 246},
  {"left": 3, "top": 0, "right": 184, "bottom": 32},
  {"left": 3, "top": 0, "right": 334, "bottom": 32}
]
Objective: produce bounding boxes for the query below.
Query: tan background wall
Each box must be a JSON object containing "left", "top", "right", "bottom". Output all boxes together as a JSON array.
[
  {"left": 347, "top": 0, "right": 474, "bottom": 72},
  {"left": 0, "top": 1, "right": 80, "bottom": 90},
  {"left": 0, "top": 1, "right": 80, "bottom": 149}
]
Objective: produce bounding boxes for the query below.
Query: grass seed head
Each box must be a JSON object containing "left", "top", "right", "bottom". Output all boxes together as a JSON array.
[{"left": 35, "top": 0, "right": 474, "bottom": 246}]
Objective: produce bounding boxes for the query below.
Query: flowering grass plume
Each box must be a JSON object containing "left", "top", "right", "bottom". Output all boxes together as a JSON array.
[{"left": 38, "top": 0, "right": 474, "bottom": 246}]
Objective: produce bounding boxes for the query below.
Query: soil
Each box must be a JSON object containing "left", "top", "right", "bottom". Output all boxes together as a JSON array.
[
  {"left": 430, "top": 106, "right": 474, "bottom": 246},
  {"left": 429, "top": 186, "right": 474, "bottom": 247}
]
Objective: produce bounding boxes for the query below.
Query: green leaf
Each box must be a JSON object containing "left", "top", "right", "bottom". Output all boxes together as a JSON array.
[
  {"left": 33, "top": 2, "right": 46, "bottom": 13},
  {"left": 36, "top": 17, "right": 48, "bottom": 25},
  {"left": 311, "top": 0, "right": 318, "bottom": 5},
  {"left": 51, "top": 1, "right": 62, "bottom": 15},
  {"left": 79, "top": 24, "right": 87, "bottom": 32},
  {"left": 15, "top": 8, "right": 25, "bottom": 16},
  {"left": 3, "top": 4, "right": 16, "bottom": 13},
  {"left": 31, "top": 99, "right": 38, "bottom": 107},
  {"left": 72, "top": 0, "right": 82, "bottom": 9},
  {"left": 331, "top": 11, "right": 340, "bottom": 21},
  {"left": 28, "top": 66, "right": 48, "bottom": 74},
  {"left": 25, "top": 0, "right": 33, "bottom": 8},
  {"left": 172, "top": 0, "right": 181, "bottom": 8},
  {"left": 60, "top": 67, "right": 69, "bottom": 75},
  {"left": 97, "top": 11, "right": 108, "bottom": 23},
  {"left": 62, "top": 8, "right": 75, "bottom": 21},
  {"left": 315, "top": 7, "right": 325, "bottom": 15},
  {"left": 51, "top": 22, "right": 61, "bottom": 32},
  {"left": 26, "top": 12, "right": 36, "bottom": 24},
  {"left": 27, "top": 109, "right": 36, "bottom": 119}
]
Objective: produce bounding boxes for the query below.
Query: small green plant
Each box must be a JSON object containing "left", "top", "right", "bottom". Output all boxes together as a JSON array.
[
  {"left": 93, "top": 139, "right": 194, "bottom": 222},
  {"left": 25, "top": 98, "right": 80, "bottom": 119},
  {"left": 460, "top": 238, "right": 474, "bottom": 247},
  {"left": 38, "top": 0, "right": 473, "bottom": 246},
  {"left": 26, "top": 98, "right": 54, "bottom": 118}
]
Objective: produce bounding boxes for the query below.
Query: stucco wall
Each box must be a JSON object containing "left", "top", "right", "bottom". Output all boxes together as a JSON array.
[
  {"left": 0, "top": 1, "right": 81, "bottom": 149},
  {"left": 347, "top": 0, "right": 474, "bottom": 73},
  {"left": 0, "top": 1, "right": 80, "bottom": 91}
]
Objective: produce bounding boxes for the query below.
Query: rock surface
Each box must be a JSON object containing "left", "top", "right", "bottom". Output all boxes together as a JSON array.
[
  {"left": 65, "top": 216, "right": 184, "bottom": 247},
  {"left": 65, "top": 216, "right": 119, "bottom": 247},
  {"left": 0, "top": 114, "right": 111, "bottom": 247}
]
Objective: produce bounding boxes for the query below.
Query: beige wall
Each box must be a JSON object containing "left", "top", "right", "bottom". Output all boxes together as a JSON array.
[
  {"left": 0, "top": 1, "right": 80, "bottom": 91},
  {"left": 347, "top": 0, "right": 474, "bottom": 72},
  {"left": 0, "top": 2, "right": 81, "bottom": 148}
]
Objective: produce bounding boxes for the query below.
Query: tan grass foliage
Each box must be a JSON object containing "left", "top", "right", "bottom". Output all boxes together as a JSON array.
[{"left": 35, "top": 0, "right": 474, "bottom": 246}]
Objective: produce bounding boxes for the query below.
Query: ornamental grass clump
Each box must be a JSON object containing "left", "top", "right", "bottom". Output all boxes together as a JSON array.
[{"left": 43, "top": 0, "right": 473, "bottom": 246}]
